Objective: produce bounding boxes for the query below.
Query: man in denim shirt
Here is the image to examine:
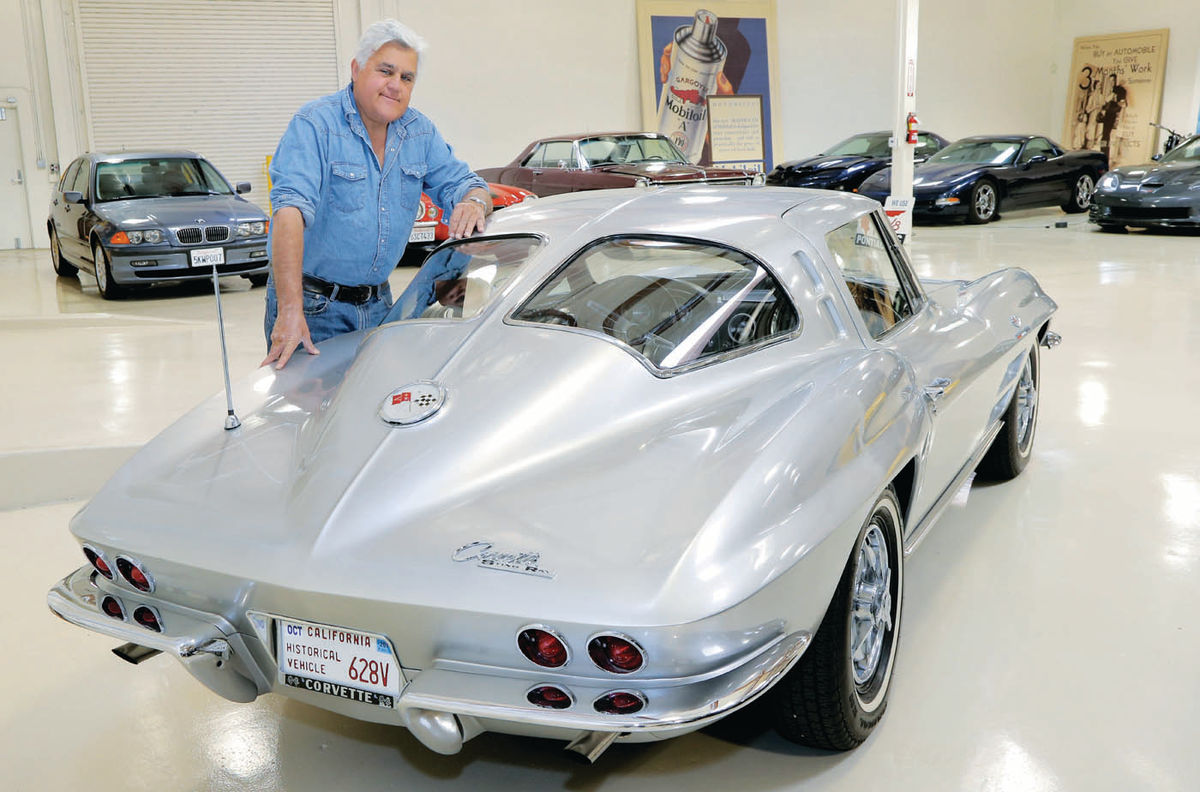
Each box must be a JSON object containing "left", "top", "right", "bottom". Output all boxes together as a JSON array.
[{"left": 264, "top": 19, "right": 490, "bottom": 369}]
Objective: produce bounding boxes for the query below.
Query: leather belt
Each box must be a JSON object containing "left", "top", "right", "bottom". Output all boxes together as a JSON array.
[{"left": 302, "top": 274, "right": 386, "bottom": 304}]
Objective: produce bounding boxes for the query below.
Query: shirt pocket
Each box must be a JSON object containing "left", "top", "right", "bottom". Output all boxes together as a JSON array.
[
  {"left": 328, "top": 161, "right": 367, "bottom": 213},
  {"left": 398, "top": 162, "right": 427, "bottom": 212}
]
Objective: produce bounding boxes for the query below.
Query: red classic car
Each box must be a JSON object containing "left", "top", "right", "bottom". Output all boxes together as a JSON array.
[
  {"left": 404, "top": 182, "right": 535, "bottom": 265},
  {"left": 477, "top": 132, "right": 763, "bottom": 197}
]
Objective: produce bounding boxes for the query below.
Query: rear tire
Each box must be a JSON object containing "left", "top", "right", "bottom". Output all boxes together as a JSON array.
[
  {"left": 92, "top": 242, "right": 124, "bottom": 300},
  {"left": 978, "top": 342, "right": 1040, "bottom": 480},
  {"left": 771, "top": 486, "right": 903, "bottom": 750},
  {"left": 1061, "top": 172, "right": 1095, "bottom": 213},
  {"left": 50, "top": 229, "right": 77, "bottom": 277},
  {"left": 966, "top": 180, "right": 998, "bottom": 223}
]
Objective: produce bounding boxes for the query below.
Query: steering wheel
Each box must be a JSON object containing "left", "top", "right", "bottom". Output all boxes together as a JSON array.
[{"left": 521, "top": 308, "right": 577, "bottom": 327}]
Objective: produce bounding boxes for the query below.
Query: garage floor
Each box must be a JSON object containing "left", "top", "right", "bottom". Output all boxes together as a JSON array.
[{"left": 3, "top": 210, "right": 1198, "bottom": 791}]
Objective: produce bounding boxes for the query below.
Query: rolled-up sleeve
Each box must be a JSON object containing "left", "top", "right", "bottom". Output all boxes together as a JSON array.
[
  {"left": 269, "top": 114, "right": 323, "bottom": 227},
  {"left": 421, "top": 124, "right": 487, "bottom": 212}
]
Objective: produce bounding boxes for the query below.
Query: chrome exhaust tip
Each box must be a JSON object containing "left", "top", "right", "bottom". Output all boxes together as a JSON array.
[
  {"left": 564, "top": 730, "right": 619, "bottom": 763},
  {"left": 112, "top": 642, "right": 162, "bottom": 665}
]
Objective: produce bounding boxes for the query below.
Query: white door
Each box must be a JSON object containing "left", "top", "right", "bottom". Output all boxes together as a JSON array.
[{"left": 0, "top": 105, "right": 33, "bottom": 250}]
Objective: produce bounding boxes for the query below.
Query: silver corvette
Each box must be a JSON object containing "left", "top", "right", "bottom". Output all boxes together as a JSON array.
[{"left": 48, "top": 186, "right": 1058, "bottom": 761}]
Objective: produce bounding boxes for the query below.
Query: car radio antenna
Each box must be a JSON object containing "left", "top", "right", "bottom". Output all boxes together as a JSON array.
[{"left": 209, "top": 263, "right": 241, "bottom": 430}]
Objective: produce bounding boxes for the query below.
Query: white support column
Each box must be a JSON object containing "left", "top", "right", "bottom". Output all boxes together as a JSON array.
[{"left": 888, "top": 0, "right": 918, "bottom": 243}]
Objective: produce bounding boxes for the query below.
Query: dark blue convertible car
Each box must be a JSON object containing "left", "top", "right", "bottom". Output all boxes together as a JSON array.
[{"left": 857, "top": 135, "right": 1108, "bottom": 223}]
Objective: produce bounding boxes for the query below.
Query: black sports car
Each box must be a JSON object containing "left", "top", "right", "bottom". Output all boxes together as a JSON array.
[
  {"left": 857, "top": 135, "right": 1108, "bottom": 223},
  {"left": 766, "top": 130, "right": 949, "bottom": 191},
  {"left": 1089, "top": 134, "right": 1200, "bottom": 231}
]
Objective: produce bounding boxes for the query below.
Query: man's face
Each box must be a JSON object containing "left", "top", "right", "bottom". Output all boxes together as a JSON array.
[{"left": 351, "top": 42, "right": 418, "bottom": 129}]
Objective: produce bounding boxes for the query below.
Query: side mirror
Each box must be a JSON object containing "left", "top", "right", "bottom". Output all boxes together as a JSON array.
[
  {"left": 236, "top": 182, "right": 252, "bottom": 194},
  {"left": 1151, "top": 153, "right": 1163, "bottom": 162},
  {"left": 1027, "top": 155, "right": 1048, "bottom": 166},
  {"left": 63, "top": 191, "right": 84, "bottom": 204}
]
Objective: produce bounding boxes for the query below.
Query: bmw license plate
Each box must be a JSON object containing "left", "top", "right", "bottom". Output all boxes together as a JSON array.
[
  {"left": 408, "top": 226, "right": 435, "bottom": 244},
  {"left": 276, "top": 616, "right": 402, "bottom": 708},
  {"left": 190, "top": 247, "right": 225, "bottom": 267}
]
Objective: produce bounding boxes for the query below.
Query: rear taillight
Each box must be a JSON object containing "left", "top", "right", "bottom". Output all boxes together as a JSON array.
[
  {"left": 132, "top": 606, "right": 162, "bottom": 633},
  {"left": 593, "top": 691, "right": 645, "bottom": 715},
  {"left": 100, "top": 595, "right": 125, "bottom": 620},
  {"left": 526, "top": 685, "right": 573, "bottom": 709},
  {"left": 83, "top": 545, "right": 114, "bottom": 580},
  {"left": 115, "top": 556, "right": 154, "bottom": 592},
  {"left": 588, "top": 635, "right": 645, "bottom": 674},
  {"left": 517, "top": 627, "right": 569, "bottom": 668}
]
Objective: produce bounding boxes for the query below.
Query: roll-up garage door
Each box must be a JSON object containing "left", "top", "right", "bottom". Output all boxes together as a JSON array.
[{"left": 75, "top": 0, "right": 339, "bottom": 211}]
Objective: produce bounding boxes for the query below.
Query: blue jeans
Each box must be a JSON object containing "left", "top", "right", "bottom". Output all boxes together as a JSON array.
[{"left": 263, "top": 280, "right": 393, "bottom": 349}]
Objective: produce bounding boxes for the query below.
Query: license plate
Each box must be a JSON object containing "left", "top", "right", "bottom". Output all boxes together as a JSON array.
[
  {"left": 276, "top": 616, "right": 402, "bottom": 708},
  {"left": 409, "top": 226, "right": 435, "bottom": 244},
  {"left": 190, "top": 247, "right": 225, "bottom": 267}
]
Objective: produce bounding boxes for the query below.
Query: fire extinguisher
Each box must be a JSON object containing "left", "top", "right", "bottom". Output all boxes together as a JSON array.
[{"left": 906, "top": 113, "right": 919, "bottom": 144}]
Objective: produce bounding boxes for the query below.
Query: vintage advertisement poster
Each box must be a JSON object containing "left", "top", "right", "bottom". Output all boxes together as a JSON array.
[
  {"left": 1061, "top": 29, "right": 1169, "bottom": 168},
  {"left": 637, "top": 1, "right": 779, "bottom": 172}
]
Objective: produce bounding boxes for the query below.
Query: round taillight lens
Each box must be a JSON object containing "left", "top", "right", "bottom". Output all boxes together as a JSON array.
[
  {"left": 593, "top": 691, "right": 645, "bottom": 715},
  {"left": 83, "top": 546, "right": 113, "bottom": 580},
  {"left": 116, "top": 557, "right": 153, "bottom": 592},
  {"left": 526, "top": 685, "right": 573, "bottom": 710},
  {"left": 517, "top": 628, "right": 568, "bottom": 668},
  {"left": 100, "top": 595, "right": 125, "bottom": 620},
  {"left": 588, "top": 635, "right": 645, "bottom": 674},
  {"left": 133, "top": 606, "right": 162, "bottom": 633}
]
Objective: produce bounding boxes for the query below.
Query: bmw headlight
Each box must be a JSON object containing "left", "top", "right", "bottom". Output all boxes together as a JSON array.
[
  {"left": 237, "top": 221, "right": 267, "bottom": 237},
  {"left": 126, "top": 231, "right": 143, "bottom": 244},
  {"left": 1097, "top": 172, "right": 1120, "bottom": 191},
  {"left": 142, "top": 229, "right": 162, "bottom": 244}
]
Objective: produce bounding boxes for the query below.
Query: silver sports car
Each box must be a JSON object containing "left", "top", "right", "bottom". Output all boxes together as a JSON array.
[
  {"left": 1089, "top": 133, "right": 1200, "bottom": 230},
  {"left": 48, "top": 186, "right": 1058, "bottom": 761}
]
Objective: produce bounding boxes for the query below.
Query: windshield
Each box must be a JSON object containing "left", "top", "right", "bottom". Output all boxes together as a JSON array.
[
  {"left": 578, "top": 135, "right": 687, "bottom": 167},
  {"left": 1160, "top": 135, "right": 1200, "bottom": 163},
  {"left": 927, "top": 140, "right": 1020, "bottom": 166},
  {"left": 386, "top": 236, "right": 544, "bottom": 322},
  {"left": 512, "top": 237, "right": 798, "bottom": 370},
  {"left": 94, "top": 158, "right": 234, "bottom": 201},
  {"left": 824, "top": 133, "right": 891, "bottom": 157}
]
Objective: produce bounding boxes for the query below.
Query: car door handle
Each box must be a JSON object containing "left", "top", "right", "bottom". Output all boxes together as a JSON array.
[
  {"left": 923, "top": 377, "right": 952, "bottom": 413},
  {"left": 531, "top": 169, "right": 543, "bottom": 176}
]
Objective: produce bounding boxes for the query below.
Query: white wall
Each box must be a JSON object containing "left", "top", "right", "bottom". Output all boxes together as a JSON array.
[{"left": 1050, "top": 1, "right": 1200, "bottom": 144}]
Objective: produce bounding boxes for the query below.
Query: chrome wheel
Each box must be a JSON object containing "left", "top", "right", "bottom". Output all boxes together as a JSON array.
[
  {"left": 1014, "top": 352, "right": 1037, "bottom": 453},
  {"left": 969, "top": 181, "right": 997, "bottom": 223},
  {"left": 850, "top": 523, "right": 893, "bottom": 686},
  {"left": 1074, "top": 174, "right": 1095, "bottom": 209}
]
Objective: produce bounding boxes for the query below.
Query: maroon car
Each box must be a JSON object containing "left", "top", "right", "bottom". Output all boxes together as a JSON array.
[{"left": 477, "top": 132, "right": 762, "bottom": 197}]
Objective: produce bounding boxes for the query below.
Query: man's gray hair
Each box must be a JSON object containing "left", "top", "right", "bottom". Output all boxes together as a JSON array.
[{"left": 354, "top": 19, "right": 427, "bottom": 66}]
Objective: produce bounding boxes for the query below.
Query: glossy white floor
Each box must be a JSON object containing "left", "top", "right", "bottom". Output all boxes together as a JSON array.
[{"left": 3, "top": 210, "right": 1198, "bottom": 791}]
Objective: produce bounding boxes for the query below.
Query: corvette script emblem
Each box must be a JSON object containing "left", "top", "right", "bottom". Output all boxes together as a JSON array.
[
  {"left": 452, "top": 541, "right": 555, "bottom": 579},
  {"left": 379, "top": 381, "right": 445, "bottom": 425}
]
